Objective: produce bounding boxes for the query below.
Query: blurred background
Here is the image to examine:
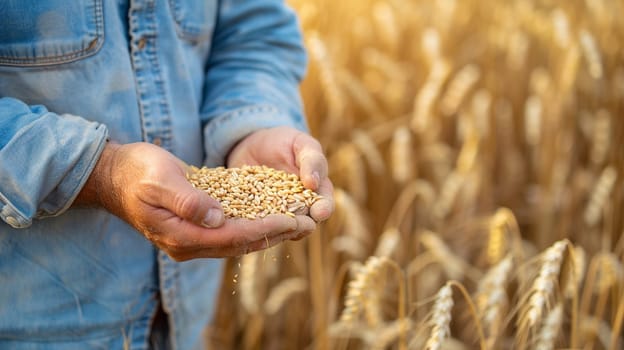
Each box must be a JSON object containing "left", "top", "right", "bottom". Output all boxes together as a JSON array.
[{"left": 209, "top": 0, "right": 624, "bottom": 349}]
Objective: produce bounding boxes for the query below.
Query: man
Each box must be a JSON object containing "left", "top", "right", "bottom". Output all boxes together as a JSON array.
[{"left": 0, "top": 0, "right": 333, "bottom": 349}]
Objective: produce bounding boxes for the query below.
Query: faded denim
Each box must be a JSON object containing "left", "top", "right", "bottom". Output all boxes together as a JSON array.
[{"left": 0, "top": 0, "right": 307, "bottom": 348}]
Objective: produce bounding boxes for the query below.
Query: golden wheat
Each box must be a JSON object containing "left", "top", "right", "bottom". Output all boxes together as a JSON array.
[{"left": 209, "top": 1, "right": 624, "bottom": 348}]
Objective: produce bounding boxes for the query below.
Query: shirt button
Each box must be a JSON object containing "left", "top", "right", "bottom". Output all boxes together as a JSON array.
[
  {"left": 137, "top": 37, "right": 147, "bottom": 50},
  {"left": 5, "top": 216, "right": 19, "bottom": 227},
  {"left": 152, "top": 138, "right": 162, "bottom": 146}
]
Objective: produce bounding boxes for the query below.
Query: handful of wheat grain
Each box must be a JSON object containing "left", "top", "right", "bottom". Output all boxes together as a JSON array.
[{"left": 186, "top": 165, "right": 322, "bottom": 219}]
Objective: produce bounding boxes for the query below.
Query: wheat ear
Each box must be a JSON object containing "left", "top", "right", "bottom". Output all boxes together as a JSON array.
[
  {"left": 425, "top": 281, "right": 487, "bottom": 350},
  {"left": 517, "top": 240, "right": 573, "bottom": 349},
  {"left": 476, "top": 255, "right": 513, "bottom": 338},
  {"left": 520, "top": 240, "right": 569, "bottom": 329},
  {"left": 534, "top": 303, "right": 564, "bottom": 350},
  {"left": 424, "top": 283, "right": 454, "bottom": 350},
  {"left": 584, "top": 166, "right": 617, "bottom": 227}
]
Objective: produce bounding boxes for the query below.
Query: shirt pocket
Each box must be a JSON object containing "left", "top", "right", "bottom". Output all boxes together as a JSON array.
[
  {"left": 167, "top": 0, "right": 217, "bottom": 42},
  {"left": 0, "top": 0, "right": 104, "bottom": 67}
]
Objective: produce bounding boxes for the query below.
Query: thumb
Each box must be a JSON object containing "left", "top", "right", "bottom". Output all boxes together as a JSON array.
[
  {"left": 160, "top": 174, "right": 225, "bottom": 228},
  {"left": 293, "top": 133, "right": 328, "bottom": 190}
]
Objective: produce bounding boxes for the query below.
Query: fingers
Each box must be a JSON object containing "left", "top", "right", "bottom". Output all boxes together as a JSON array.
[
  {"left": 288, "top": 215, "right": 316, "bottom": 241},
  {"left": 310, "top": 178, "right": 334, "bottom": 222},
  {"left": 292, "top": 132, "right": 334, "bottom": 221},
  {"left": 146, "top": 212, "right": 302, "bottom": 259},
  {"left": 293, "top": 133, "right": 328, "bottom": 191},
  {"left": 154, "top": 171, "right": 225, "bottom": 228}
]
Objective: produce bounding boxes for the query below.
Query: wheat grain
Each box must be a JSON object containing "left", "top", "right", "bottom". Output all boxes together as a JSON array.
[{"left": 187, "top": 165, "right": 321, "bottom": 219}]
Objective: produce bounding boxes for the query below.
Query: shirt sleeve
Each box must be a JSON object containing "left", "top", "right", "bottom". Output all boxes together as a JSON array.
[
  {"left": 200, "top": 0, "right": 308, "bottom": 167},
  {"left": 0, "top": 97, "right": 108, "bottom": 228}
]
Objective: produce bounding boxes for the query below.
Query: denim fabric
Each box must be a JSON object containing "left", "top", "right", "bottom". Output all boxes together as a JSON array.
[{"left": 0, "top": 0, "right": 307, "bottom": 349}]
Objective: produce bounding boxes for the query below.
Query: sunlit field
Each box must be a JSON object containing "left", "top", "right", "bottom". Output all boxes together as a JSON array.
[{"left": 209, "top": 0, "right": 624, "bottom": 349}]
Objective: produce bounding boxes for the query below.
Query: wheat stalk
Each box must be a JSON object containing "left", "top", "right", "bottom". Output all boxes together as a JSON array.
[
  {"left": 352, "top": 129, "right": 386, "bottom": 176},
  {"left": 239, "top": 252, "right": 261, "bottom": 314},
  {"left": 440, "top": 64, "right": 481, "bottom": 117},
  {"left": 339, "top": 255, "right": 407, "bottom": 348},
  {"left": 419, "top": 231, "right": 482, "bottom": 281},
  {"left": 584, "top": 166, "right": 617, "bottom": 227},
  {"left": 374, "top": 227, "right": 401, "bottom": 258},
  {"left": 264, "top": 277, "right": 308, "bottom": 315}
]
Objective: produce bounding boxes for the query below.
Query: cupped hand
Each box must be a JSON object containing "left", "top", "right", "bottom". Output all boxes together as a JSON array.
[
  {"left": 227, "top": 126, "right": 335, "bottom": 229},
  {"left": 75, "top": 142, "right": 315, "bottom": 261}
]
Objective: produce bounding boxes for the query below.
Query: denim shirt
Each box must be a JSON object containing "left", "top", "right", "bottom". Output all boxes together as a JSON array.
[{"left": 0, "top": 0, "right": 307, "bottom": 348}]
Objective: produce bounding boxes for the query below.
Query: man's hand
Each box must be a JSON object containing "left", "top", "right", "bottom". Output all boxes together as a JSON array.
[
  {"left": 75, "top": 142, "right": 314, "bottom": 261},
  {"left": 227, "top": 126, "right": 335, "bottom": 240}
]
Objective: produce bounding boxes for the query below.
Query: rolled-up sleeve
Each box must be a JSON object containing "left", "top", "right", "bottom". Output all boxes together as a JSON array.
[
  {"left": 0, "top": 97, "right": 108, "bottom": 228},
  {"left": 200, "top": 0, "right": 308, "bottom": 167}
]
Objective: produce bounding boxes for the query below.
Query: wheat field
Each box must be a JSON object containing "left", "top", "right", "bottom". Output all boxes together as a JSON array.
[{"left": 208, "top": 0, "right": 624, "bottom": 349}]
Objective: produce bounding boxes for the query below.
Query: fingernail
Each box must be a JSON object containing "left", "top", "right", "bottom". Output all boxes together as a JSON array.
[
  {"left": 311, "top": 171, "right": 320, "bottom": 188},
  {"left": 202, "top": 208, "right": 224, "bottom": 228}
]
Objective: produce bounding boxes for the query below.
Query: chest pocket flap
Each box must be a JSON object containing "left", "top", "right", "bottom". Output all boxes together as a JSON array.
[
  {"left": 168, "top": 0, "right": 217, "bottom": 42},
  {"left": 0, "top": 0, "right": 103, "bottom": 66}
]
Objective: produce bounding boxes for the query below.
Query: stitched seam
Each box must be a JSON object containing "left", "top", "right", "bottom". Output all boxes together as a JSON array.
[
  {"left": 145, "top": 1, "right": 173, "bottom": 151},
  {"left": 0, "top": 0, "right": 104, "bottom": 66},
  {"left": 0, "top": 193, "right": 29, "bottom": 227},
  {"left": 166, "top": 0, "right": 214, "bottom": 42}
]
